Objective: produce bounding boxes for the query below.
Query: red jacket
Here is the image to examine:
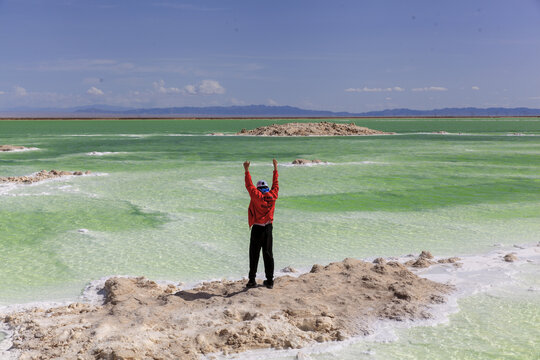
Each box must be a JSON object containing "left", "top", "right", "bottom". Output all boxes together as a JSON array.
[{"left": 245, "top": 170, "right": 279, "bottom": 227}]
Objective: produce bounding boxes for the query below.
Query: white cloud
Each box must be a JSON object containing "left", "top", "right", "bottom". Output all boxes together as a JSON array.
[
  {"left": 472, "top": 86, "right": 480, "bottom": 91},
  {"left": 183, "top": 84, "right": 197, "bottom": 95},
  {"left": 230, "top": 98, "right": 246, "bottom": 105},
  {"left": 411, "top": 86, "right": 448, "bottom": 92},
  {"left": 267, "top": 98, "right": 279, "bottom": 106},
  {"left": 198, "top": 80, "right": 225, "bottom": 95},
  {"left": 153, "top": 80, "right": 180, "bottom": 94},
  {"left": 345, "top": 86, "right": 403, "bottom": 93},
  {"left": 184, "top": 80, "right": 225, "bottom": 95},
  {"left": 14, "top": 86, "right": 27, "bottom": 96},
  {"left": 87, "top": 86, "right": 104, "bottom": 96},
  {"left": 0, "top": 91, "right": 5, "bottom": 95}
]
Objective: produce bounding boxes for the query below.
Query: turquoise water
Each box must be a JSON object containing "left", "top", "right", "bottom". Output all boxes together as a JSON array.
[{"left": 1, "top": 118, "right": 539, "bottom": 358}]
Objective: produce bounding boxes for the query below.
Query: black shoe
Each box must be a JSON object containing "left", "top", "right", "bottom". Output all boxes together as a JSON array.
[
  {"left": 263, "top": 280, "right": 273, "bottom": 289},
  {"left": 246, "top": 280, "right": 257, "bottom": 288}
]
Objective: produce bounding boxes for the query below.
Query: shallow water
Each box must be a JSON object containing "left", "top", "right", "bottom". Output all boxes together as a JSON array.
[
  {"left": 1, "top": 118, "right": 539, "bottom": 358},
  {"left": 308, "top": 260, "right": 540, "bottom": 360}
]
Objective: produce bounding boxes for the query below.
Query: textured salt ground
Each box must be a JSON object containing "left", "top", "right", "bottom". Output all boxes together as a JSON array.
[
  {"left": 236, "top": 122, "right": 394, "bottom": 136},
  {"left": 3, "top": 257, "right": 452, "bottom": 360}
]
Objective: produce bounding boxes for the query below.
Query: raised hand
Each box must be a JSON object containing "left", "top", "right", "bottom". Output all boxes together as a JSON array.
[
  {"left": 243, "top": 161, "right": 250, "bottom": 171},
  {"left": 272, "top": 158, "right": 278, "bottom": 169}
]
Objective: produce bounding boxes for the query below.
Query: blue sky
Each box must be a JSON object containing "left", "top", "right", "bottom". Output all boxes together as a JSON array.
[{"left": 1, "top": 0, "right": 539, "bottom": 112}]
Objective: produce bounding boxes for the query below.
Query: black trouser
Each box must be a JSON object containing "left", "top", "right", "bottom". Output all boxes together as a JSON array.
[{"left": 249, "top": 223, "right": 274, "bottom": 282}]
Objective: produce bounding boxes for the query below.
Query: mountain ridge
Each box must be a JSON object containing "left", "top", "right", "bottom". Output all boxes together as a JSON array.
[{"left": 1, "top": 105, "right": 540, "bottom": 117}]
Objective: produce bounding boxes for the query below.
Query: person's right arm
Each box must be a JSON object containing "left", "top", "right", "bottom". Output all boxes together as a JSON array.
[{"left": 244, "top": 161, "right": 263, "bottom": 200}]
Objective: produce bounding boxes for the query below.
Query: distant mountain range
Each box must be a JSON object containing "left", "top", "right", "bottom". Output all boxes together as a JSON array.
[{"left": 1, "top": 105, "right": 540, "bottom": 117}]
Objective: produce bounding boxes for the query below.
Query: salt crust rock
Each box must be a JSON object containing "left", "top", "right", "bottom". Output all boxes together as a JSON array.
[
  {"left": 0, "top": 145, "right": 29, "bottom": 151},
  {"left": 292, "top": 159, "right": 326, "bottom": 165},
  {"left": 405, "top": 251, "right": 462, "bottom": 268},
  {"left": 296, "top": 350, "right": 312, "bottom": 359},
  {"left": 503, "top": 253, "right": 518, "bottom": 262},
  {"left": 0, "top": 170, "right": 91, "bottom": 184},
  {"left": 281, "top": 266, "right": 298, "bottom": 273},
  {"left": 437, "top": 257, "right": 461, "bottom": 264},
  {"left": 237, "top": 122, "right": 394, "bottom": 136},
  {"left": 4, "top": 258, "right": 452, "bottom": 360}
]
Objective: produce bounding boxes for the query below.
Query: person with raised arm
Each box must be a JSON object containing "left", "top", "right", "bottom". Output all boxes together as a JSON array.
[{"left": 243, "top": 159, "right": 279, "bottom": 289}]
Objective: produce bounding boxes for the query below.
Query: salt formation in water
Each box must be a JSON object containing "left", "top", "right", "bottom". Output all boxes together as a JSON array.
[
  {"left": 292, "top": 159, "right": 326, "bottom": 165},
  {"left": 86, "top": 151, "right": 126, "bottom": 156},
  {"left": 0, "top": 145, "right": 37, "bottom": 152},
  {"left": 0, "top": 170, "right": 91, "bottom": 184},
  {"left": 404, "top": 251, "right": 461, "bottom": 268},
  {"left": 237, "top": 122, "right": 394, "bottom": 136},
  {"left": 3, "top": 258, "right": 451, "bottom": 359},
  {"left": 0, "top": 145, "right": 28, "bottom": 152}
]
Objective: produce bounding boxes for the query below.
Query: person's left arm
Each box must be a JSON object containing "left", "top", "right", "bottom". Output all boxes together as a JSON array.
[{"left": 270, "top": 158, "right": 279, "bottom": 198}]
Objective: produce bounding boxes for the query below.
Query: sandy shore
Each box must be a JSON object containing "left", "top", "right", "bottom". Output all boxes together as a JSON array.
[
  {"left": 2, "top": 254, "right": 453, "bottom": 360},
  {"left": 237, "top": 122, "right": 394, "bottom": 136}
]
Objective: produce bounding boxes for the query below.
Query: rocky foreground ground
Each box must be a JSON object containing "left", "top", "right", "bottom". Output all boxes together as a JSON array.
[
  {"left": 237, "top": 122, "right": 394, "bottom": 136},
  {"left": 0, "top": 170, "right": 91, "bottom": 184},
  {"left": 3, "top": 254, "right": 454, "bottom": 360}
]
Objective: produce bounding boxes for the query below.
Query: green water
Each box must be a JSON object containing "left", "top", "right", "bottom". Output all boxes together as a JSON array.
[
  {"left": 1, "top": 118, "right": 539, "bottom": 358},
  {"left": 313, "top": 291, "right": 539, "bottom": 359}
]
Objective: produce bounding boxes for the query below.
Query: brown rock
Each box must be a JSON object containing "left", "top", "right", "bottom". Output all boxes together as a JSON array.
[{"left": 503, "top": 253, "right": 517, "bottom": 262}]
